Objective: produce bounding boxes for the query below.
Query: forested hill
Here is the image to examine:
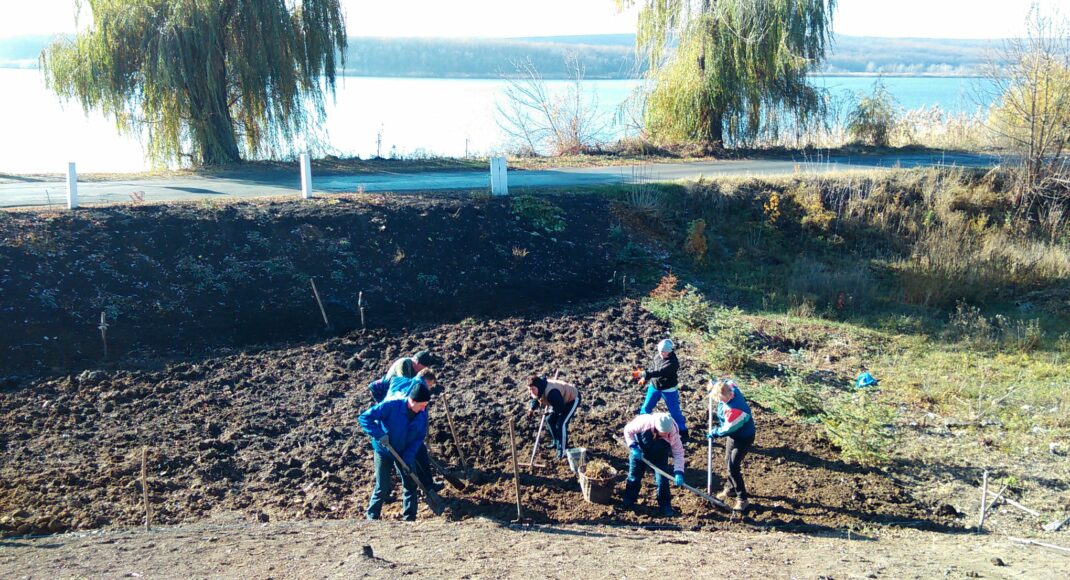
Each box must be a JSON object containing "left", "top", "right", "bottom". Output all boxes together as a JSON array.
[{"left": 0, "top": 34, "right": 999, "bottom": 78}]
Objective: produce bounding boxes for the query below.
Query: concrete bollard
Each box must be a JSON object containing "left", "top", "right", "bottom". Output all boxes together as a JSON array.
[
  {"left": 300, "top": 153, "right": 312, "bottom": 199},
  {"left": 490, "top": 157, "right": 509, "bottom": 196},
  {"left": 66, "top": 162, "right": 78, "bottom": 209}
]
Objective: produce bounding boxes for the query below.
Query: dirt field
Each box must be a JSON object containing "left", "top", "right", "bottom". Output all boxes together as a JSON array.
[
  {"left": 4, "top": 516, "right": 1068, "bottom": 579},
  {"left": 0, "top": 300, "right": 950, "bottom": 537},
  {"left": 0, "top": 192, "right": 621, "bottom": 373}
]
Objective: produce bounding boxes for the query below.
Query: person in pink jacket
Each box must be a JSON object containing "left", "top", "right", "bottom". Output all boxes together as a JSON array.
[{"left": 621, "top": 412, "right": 686, "bottom": 517}]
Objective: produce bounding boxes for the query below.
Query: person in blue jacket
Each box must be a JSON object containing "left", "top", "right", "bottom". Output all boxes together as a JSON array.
[
  {"left": 637, "top": 339, "right": 689, "bottom": 443},
  {"left": 706, "top": 379, "right": 756, "bottom": 512},
  {"left": 383, "top": 369, "right": 443, "bottom": 492},
  {"left": 358, "top": 382, "right": 431, "bottom": 521}
]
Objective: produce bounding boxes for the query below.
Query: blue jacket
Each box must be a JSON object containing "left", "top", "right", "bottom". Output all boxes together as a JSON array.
[
  {"left": 358, "top": 398, "right": 428, "bottom": 465},
  {"left": 384, "top": 375, "right": 426, "bottom": 402},
  {"left": 713, "top": 387, "right": 755, "bottom": 439}
]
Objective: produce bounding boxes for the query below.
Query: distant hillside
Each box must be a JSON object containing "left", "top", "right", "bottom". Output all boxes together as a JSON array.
[{"left": 0, "top": 33, "right": 1001, "bottom": 77}]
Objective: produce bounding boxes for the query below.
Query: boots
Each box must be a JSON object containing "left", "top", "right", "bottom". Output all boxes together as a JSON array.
[
  {"left": 715, "top": 488, "right": 732, "bottom": 503},
  {"left": 733, "top": 497, "right": 750, "bottom": 512}
]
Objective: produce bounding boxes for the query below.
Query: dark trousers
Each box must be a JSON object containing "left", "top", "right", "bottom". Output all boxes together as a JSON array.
[
  {"left": 414, "top": 444, "right": 435, "bottom": 488},
  {"left": 366, "top": 452, "right": 418, "bottom": 520},
  {"left": 547, "top": 394, "right": 580, "bottom": 456},
  {"left": 724, "top": 434, "right": 754, "bottom": 500},
  {"left": 622, "top": 438, "right": 672, "bottom": 509}
]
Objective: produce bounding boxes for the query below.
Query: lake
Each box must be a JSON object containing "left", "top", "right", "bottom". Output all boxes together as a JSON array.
[{"left": 0, "top": 69, "right": 992, "bottom": 174}]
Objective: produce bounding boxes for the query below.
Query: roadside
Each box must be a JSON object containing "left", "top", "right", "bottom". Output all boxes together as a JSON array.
[
  {"left": 0, "top": 151, "right": 998, "bottom": 209},
  {"left": 2, "top": 516, "right": 1066, "bottom": 579}
]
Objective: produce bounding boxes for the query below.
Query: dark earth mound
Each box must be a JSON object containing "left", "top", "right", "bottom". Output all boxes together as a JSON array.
[
  {"left": 0, "top": 192, "right": 623, "bottom": 374},
  {"left": 0, "top": 300, "right": 947, "bottom": 535}
]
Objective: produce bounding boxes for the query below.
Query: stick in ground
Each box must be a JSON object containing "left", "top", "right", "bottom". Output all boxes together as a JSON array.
[
  {"left": 309, "top": 278, "right": 331, "bottom": 330},
  {"left": 508, "top": 415, "right": 524, "bottom": 522}
]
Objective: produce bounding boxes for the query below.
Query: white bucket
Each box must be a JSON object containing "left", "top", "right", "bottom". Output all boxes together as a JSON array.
[{"left": 565, "top": 447, "right": 587, "bottom": 473}]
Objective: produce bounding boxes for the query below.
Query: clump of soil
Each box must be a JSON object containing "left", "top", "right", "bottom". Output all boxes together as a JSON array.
[
  {"left": 584, "top": 460, "right": 616, "bottom": 480},
  {"left": 0, "top": 300, "right": 951, "bottom": 536}
]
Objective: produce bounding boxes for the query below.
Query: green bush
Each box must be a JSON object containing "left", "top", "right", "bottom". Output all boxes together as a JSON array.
[
  {"left": 847, "top": 80, "right": 898, "bottom": 147},
  {"left": 642, "top": 283, "right": 710, "bottom": 330},
  {"left": 822, "top": 391, "right": 895, "bottom": 466},
  {"left": 703, "top": 306, "right": 754, "bottom": 371},
  {"left": 511, "top": 195, "right": 566, "bottom": 232},
  {"left": 749, "top": 371, "right": 823, "bottom": 420}
]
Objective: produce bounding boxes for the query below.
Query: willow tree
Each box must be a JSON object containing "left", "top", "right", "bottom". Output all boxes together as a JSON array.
[
  {"left": 41, "top": 0, "right": 347, "bottom": 166},
  {"left": 619, "top": 0, "right": 835, "bottom": 148}
]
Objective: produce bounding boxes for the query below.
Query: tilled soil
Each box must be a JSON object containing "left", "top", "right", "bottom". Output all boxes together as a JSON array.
[
  {"left": 0, "top": 300, "right": 950, "bottom": 536},
  {"left": 0, "top": 192, "right": 622, "bottom": 373}
]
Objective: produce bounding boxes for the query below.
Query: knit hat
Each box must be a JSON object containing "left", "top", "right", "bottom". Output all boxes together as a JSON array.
[
  {"left": 657, "top": 339, "right": 674, "bottom": 353},
  {"left": 654, "top": 414, "right": 675, "bottom": 433},
  {"left": 414, "top": 350, "right": 441, "bottom": 367},
  {"left": 410, "top": 382, "right": 432, "bottom": 403}
]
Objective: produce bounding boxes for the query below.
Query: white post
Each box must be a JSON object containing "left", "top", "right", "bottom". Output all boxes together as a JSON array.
[
  {"left": 300, "top": 153, "right": 312, "bottom": 199},
  {"left": 66, "top": 162, "right": 78, "bottom": 209},
  {"left": 490, "top": 157, "right": 509, "bottom": 196}
]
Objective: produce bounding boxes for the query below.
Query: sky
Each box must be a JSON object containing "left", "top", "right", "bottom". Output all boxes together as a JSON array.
[{"left": 0, "top": 0, "right": 1063, "bottom": 40}]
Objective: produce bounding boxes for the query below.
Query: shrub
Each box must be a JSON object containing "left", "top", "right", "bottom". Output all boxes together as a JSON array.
[
  {"left": 846, "top": 80, "right": 898, "bottom": 147},
  {"left": 684, "top": 218, "right": 708, "bottom": 263},
  {"left": 750, "top": 371, "right": 823, "bottom": 420},
  {"left": 511, "top": 195, "right": 566, "bottom": 232},
  {"left": 643, "top": 274, "right": 711, "bottom": 330},
  {"left": 703, "top": 306, "right": 754, "bottom": 371},
  {"left": 822, "top": 391, "right": 895, "bottom": 466}
]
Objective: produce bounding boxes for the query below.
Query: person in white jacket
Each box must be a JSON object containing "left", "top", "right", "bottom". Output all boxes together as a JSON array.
[{"left": 621, "top": 412, "right": 686, "bottom": 517}]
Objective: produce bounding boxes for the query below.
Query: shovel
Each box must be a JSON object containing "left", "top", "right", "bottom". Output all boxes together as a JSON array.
[
  {"left": 526, "top": 369, "right": 560, "bottom": 468},
  {"left": 382, "top": 440, "right": 445, "bottom": 515},
  {"left": 427, "top": 451, "right": 467, "bottom": 491},
  {"left": 615, "top": 436, "right": 730, "bottom": 511}
]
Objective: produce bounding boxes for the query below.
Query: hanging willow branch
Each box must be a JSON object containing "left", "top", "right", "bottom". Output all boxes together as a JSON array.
[
  {"left": 41, "top": 0, "right": 347, "bottom": 167},
  {"left": 618, "top": 0, "right": 835, "bottom": 148}
]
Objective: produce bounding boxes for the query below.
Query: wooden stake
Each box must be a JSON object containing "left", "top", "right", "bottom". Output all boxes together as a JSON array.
[
  {"left": 1002, "top": 497, "right": 1042, "bottom": 518},
  {"left": 309, "top": 278, "right": 330, "bottom": 330},
  {"left": 1008, "top": 537, "right": 1070, "bottom": 554},
  {"left": 978, "top": 470, "right": 989, "bottom": 531},
  {"left": 985, "top": 484, "right": 1009, "bottom": 515},
  {"left": 707, "top": 388, "right": 714, "bottom": 495},
  {"left": 440, "top": 395, "right": 469, "bottom": 477},
  {"left": 358, "top": 291, "right": 366, "bottom": 331},
  {"left": 508, "top": 416, "right": 523, "bottom": 522},
  {"left": 98, "top": 311, "right": 109, "bottom": 360},
  {"left": 141, "top": 446, "right": 151, "bottom": 531}
]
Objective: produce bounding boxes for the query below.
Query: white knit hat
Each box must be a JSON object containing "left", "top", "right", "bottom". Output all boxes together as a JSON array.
[
  {"left": 657, "top": 339, "right": 674, "bottom": 352},
  {"left": 654, "top": 414, "right": 676, "bottom": 433}
]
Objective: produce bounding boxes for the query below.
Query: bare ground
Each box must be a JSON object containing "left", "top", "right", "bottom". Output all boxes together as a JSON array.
[{"left": 2, "top": 516, "right": 1068, "bottom": 579}]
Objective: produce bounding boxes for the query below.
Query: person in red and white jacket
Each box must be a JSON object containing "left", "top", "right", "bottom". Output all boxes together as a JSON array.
[
  {"left": 706, "top": 379, "right": 756, "bottom": 512},
  {"left": 621, "top": 412, "right": 686, "bottom": 517}
]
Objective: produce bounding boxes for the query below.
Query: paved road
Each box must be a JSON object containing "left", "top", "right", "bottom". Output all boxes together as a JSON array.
[{"left": 0, "top": 152, "right": 997, "bottom": 208}]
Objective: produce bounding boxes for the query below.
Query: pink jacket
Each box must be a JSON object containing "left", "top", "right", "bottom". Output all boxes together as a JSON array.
[{"left": 623, "top": 414, "right": 685, "bottom": 473}]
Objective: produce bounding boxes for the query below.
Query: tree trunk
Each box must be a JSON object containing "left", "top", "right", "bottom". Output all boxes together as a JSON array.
[
  {"left": 708, "top": 108, "right": 724, "bottom": 149},
  {"left": 193, "top": 39, "right": 241, "bottom": 167}
]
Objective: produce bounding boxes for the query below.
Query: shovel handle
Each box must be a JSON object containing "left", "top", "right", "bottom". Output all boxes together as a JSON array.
[
  {"left": 382, "top": 440, "right": 445, "bottom": 515},
  {"left": 614, "top": 436, "right": 730, "bottom": 511}
]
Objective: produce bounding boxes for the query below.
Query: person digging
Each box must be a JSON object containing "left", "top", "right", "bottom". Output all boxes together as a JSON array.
[
  {"left": 635, "top": 339, "right": 689, "bottom": 443},
  {"left": 621, "top": 412, "right": 686, "bottom": 518},
  {"left": 369, "top": 349, "right": 442, "bottom": 403},
  {"left": 383, "top": 368, "right": 445, "bottom": 493},
  {"left": 358, "top": 382, "right": 432, "bottom": 521},
  {"left": 707, "top": 379, "right": 756, "bottom": 512},
  {"left": 525, "top": 375, "right": 581, "bottom": 460}
]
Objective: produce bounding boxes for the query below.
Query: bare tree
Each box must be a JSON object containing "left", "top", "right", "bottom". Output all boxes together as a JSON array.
[
  {"left": 983, "top": 7, "right": 1070, "bottom": 215},
  {"left": 496, "top": 54, "right": 610, "bottom": 156}
]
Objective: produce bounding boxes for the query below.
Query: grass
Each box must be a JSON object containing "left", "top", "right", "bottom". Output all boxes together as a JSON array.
[{"left": 625, "top": 166, "right": 1070, "bottom": 469}]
